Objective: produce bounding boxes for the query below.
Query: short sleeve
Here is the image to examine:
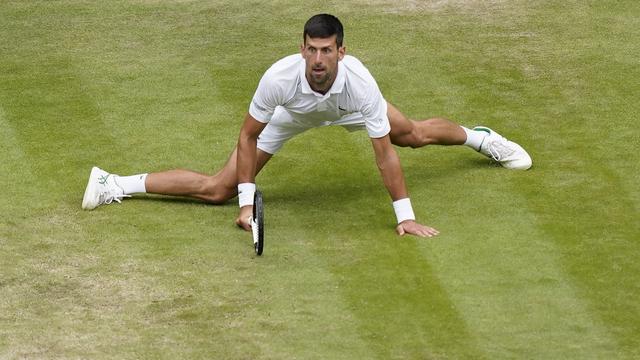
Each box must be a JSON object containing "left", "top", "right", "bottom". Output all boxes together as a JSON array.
[
  {"left": 361, "top": 82, "right": 391, "bottom": 138},
  {"left": 248, "top": 73, "right": 276, "bottom": 123}
]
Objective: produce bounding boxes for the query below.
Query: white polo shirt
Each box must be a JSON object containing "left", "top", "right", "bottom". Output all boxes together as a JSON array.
[{"left": 249, "top": 54, "right": 390, "bottom": 153}]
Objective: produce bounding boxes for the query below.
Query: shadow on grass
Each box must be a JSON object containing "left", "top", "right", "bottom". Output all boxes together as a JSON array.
[{"left": 126, "top": 194, "right": 233, "bottom": 207}]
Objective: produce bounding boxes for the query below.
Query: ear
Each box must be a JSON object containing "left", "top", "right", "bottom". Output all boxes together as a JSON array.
[
  {"left": 338, "top": 46, "right": 346, "bottom": 61},
  {"left": 300, "top": 43, "right": 305, "bottom": 53}
]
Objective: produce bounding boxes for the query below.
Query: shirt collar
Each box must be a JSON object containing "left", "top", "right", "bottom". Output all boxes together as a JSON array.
[{"left": 299, "top": 57, "right": 346, "bottom": 98}]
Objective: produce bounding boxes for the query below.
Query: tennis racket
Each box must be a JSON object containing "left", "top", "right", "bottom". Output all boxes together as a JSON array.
[{"left": 251, "top": 190, "right": 264, "bottom": 255}]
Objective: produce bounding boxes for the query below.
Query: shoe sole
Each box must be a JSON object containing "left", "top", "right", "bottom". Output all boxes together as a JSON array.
[
  {"left": 502, "top": 142, "right": 533, "bottom": 170},
  {"left": 82, "top": 166, "right": 100, "bottom": 210},
  {"left": 502, "top": 158, "right": 532, "bottom": 170}
]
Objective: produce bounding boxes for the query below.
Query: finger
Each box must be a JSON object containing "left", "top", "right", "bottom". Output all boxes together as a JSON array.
[
  {"left": 235, "top": 217, "right": 252, "bottom": 232},
  {"left": 243, "top": 219, "right": 252, "bottom": 231},
  {"left": 411, "top": 227, "right": 429, "bottom": 237},
  {"left": 396, "top": 224, "right": 405, "bottom": 236},
  {"left": 417, "top": 226, "right": 437, "bottom": 238},
  {"left": 423, "top": 229, "right": 437, "bottom": 237},
  {"left": 416, "top": 225, "right": 438, "bottom": 236},
  {"left": 406, "top": 224, "right": 427, "bottom": 237}
]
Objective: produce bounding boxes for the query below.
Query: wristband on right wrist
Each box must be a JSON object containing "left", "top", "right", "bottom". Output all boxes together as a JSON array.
[
  {"left": 392, "top": 198, "right": 415, "bottom": 224},
  {"left": 238, "top": 183, "right": 256, "bottom": 208}
]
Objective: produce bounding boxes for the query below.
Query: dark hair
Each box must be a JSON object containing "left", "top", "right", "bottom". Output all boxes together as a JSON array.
[{"left": 303, "top": 14, "right": 344, "bottom": 47}]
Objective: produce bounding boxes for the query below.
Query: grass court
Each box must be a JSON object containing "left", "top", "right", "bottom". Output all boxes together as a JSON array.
[{"left": 1, "top": 0, "right": 639, "bottom": 358}]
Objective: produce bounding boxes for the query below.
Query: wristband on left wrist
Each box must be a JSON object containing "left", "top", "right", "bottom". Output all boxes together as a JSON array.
[{"left": 392, "top": 198, "right": 415, "bottom": 224}]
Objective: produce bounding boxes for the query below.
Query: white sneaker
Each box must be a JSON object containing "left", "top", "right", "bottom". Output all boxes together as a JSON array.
[
  {"left": 82, "top": 167, "right": 129, "bottom": 210},
  {"left": 474, "top": 126, "right": 532, "bottom": 170}
]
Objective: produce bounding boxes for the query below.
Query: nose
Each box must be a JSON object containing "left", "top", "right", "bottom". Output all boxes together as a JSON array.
[{"left": 314, "top": 51, "right": 323, "bottom": 64}]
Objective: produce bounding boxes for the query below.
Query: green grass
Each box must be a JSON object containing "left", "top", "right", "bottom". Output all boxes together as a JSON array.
[{"left": 1, "top": 0, "right": 639, "bottom": 358}]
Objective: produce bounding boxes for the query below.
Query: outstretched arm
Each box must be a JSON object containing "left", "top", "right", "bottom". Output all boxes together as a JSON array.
[
  {"left": 370, "top": 135, "right": 440, "bottom": 237},
  {"left": 235, "top": 113, "right": 267, "bottom": 231}
]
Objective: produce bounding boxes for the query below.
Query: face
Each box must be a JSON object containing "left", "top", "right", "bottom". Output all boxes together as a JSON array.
[{"left": 300, "top": 35, "right": 345, "bottom": 94}]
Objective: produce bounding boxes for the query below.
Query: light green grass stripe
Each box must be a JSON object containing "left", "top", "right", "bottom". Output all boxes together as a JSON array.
[
  {"left": 422, "top": 187, "right": 619, "bottom": 358},
  {"left": 251, "top": 231, "right": 378, "bottom": 360}
]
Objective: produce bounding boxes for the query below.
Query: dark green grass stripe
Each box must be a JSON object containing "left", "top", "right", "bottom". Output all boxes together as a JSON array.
[
  {"left": 513, "top": 3, "right": 640, "bottom": 353},
  {"left": 519, "top": 148, "right": 640, "bottom": 356},
  {"left": 329, "top": 234, "right": 486, "bottom": 359}
]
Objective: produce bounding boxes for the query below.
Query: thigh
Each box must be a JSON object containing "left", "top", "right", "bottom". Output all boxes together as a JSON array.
[
  {"left": 256, "top": 148, "right": 272, "bottom": 174},
  {"left": 387, "top": 102, "right": 416, "bottom": 146},
  {"left": 211, "top": 147, "right": 274, "bottom": 201}
]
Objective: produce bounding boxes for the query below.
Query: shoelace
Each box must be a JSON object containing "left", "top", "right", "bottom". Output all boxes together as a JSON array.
[
  {"left": 486, "top": 138, "right": 516, "bottom": 162},
  {"left": 98, "top": 190, "right": 130, "bottom": 205}
]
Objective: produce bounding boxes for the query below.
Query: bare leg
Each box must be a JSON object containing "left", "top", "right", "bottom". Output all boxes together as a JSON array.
[
  {"left": 145, "top": 147, "right": 273, "bottom": 204},
  {"left": 387, "top": 102, "right": 466, "bottom": 148},
  {"left": 384, "top": 102, "right": 532, "bottom": 169}
]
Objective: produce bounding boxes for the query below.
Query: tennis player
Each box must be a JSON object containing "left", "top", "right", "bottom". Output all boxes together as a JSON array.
[{"left": 82, "top": 14, "right": 531, "bottom": 237}]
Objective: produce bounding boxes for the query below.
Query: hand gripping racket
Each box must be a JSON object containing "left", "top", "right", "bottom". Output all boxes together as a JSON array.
[{"left": 251, "top": 190, "right": 264, "bottom": 255}]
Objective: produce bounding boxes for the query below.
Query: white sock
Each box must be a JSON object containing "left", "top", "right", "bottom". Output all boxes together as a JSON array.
[
  {"left": 114, "top": 174, "right": 148, "bottom": 194},
  {"left": 461, "top": 126, "right": 488, "bottom": 151}
]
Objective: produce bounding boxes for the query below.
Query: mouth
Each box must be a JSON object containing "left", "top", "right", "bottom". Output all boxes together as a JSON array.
[{"left": 312, "top": 67, "right": 326, "bottom": 76}]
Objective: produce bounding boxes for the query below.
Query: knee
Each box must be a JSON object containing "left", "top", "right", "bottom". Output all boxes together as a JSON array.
[
  {"left": 408, "top": 127, "right": 429, "bottom": 148},
  {"left": 205, "top": 192, "right": 235, "bottom": 205},
  {"left": 411, "top": 118, "right": 446, "bottom": 147},
  {"left": 398, "top": 123, "right": 434, "bottom": 148},
  {"left": 200, "top": 176, "right": 236, "bottom": 204}
]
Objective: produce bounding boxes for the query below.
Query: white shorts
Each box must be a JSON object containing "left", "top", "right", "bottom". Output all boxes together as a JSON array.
[{"left": 257, "top": 106, "right": 367, "bottom": 154}]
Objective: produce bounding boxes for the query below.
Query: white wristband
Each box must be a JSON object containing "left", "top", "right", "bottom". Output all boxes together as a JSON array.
[
  {"left": 392, "top": 198, "right": 415, "bottom": 224},
  {"left": 238, "top": 183, "right": 256, "bottom": 208}
]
